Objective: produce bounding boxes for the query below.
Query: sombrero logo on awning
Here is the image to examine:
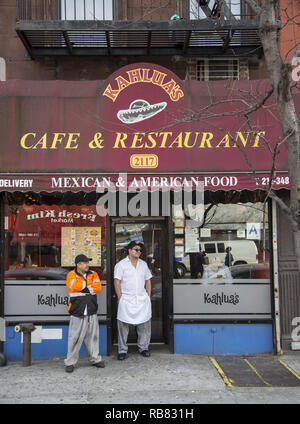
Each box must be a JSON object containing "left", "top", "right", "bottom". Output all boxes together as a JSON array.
[
  {"left": 103, "top": 63, "right": 184, "bottom": 125},
  {"left": 117, "top": 99, "right": 167, "bottom": 124}
]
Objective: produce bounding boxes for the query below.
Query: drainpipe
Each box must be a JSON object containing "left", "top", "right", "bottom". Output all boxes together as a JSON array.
[
  {"left": 0, "top": 58, "right": 6, "bottom": 81},
  {"left": 0, "top": 68, "right": 7, "bottom": 365},
  {"left": 272, "top": 199, "right": 282, "bottom": 354}
]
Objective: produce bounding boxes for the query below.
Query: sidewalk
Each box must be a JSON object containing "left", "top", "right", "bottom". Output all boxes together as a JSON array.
[{"left": 1, "top": 345, "right": 300, "bottom": 404}]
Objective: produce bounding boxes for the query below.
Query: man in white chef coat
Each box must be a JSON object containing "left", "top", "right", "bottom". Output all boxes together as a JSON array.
[{"left": 114, "top": 241, "right": 152, "bottom": 360}]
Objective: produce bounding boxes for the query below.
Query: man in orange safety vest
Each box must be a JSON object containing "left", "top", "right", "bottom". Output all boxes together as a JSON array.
[{"left": 64, "top": 254, "right": 105, "bottom": 373}]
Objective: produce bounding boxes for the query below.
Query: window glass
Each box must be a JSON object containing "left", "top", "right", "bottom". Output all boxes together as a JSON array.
[
  {"left": 203, "top": 243, "right": 216, "bottom": 254},
  {"left": 217, "top": 243, "right": 225, "bottom": 253},
  {"left": 4, "top": 193, "right": 107, "bottom": 282},
  {"left": 61, "top": 0, "right": 113, "bottom": 20},
  {"left": 190, "top": 0, "right": 241, "bottom": 20},
  {"left": 173, "top": 201, "right": 270, "bottom": 282},
  {"left": 197, "top": 59, "right": 240, "bottom": 81}
]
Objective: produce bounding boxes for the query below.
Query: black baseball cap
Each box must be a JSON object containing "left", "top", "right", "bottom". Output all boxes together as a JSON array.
[
  {"left": 127, "top": 241, "right": 144, "bottom": 250},
  {"left": 75, "top": 254, "right": 92, "bottom": 264}
]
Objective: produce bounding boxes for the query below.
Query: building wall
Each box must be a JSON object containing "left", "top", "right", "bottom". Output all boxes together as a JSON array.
[
  {"left": 1, "top": 0, "right": 268, "bottom": 81},
  {"left": 277, "top": 192, "right": 300, "bottom": 350},
  {"left": 280, "top": 0, "right": 300, "bottom": 63},
  {"left": 1, "top": 0, "right": 295, "bottom": 356},
  {"left": 277, "top": 1, "right": 300, "bottom": 351}
]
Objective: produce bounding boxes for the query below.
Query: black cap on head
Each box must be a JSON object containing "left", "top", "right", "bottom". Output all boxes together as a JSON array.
[
  {"left": 127, "top": 241, "right": 144, "bottom": 251},
  {"left": 75, "top": 254, "right": 92, "bottom": 264}
]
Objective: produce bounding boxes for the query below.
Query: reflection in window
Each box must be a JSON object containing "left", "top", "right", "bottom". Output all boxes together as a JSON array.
[
  {"left": 203, "top": 243, "right": 216, "bottom": 254},
  {"left": 115, "top": 222, "right": 163, "bottom": 275},
  {"left": 217, "top": 242, "right": 225, "bottom": 253},
  {"left": 174, "top": 201, "right": 270, "bottom": 281},
  {"left": 4, "top": 193, "right": 107, "bottom": 281}
]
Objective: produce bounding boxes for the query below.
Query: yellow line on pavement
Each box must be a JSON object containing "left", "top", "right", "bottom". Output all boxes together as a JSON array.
[
  {"left": 278, "top": 359, "right": 300, "bottom": 380},
  {"left": 209, "top": 356, "right": 233, "bottom": 387},
  {"left": 243, "top": 358, "right": 271, "bottom": 386}
]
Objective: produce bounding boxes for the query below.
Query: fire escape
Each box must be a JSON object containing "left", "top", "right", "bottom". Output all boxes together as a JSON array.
[{"left": 16, "top": 0, "right": 262, "bottom": 59}]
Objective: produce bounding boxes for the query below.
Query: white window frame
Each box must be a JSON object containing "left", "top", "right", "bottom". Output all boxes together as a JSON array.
[{"left": 61, "top": 0, "right": 113, "bottom": 20}]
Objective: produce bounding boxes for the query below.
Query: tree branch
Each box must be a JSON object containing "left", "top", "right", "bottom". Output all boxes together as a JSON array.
[{"left": 243, "top": 0, "right": 262, "bottom": 16}]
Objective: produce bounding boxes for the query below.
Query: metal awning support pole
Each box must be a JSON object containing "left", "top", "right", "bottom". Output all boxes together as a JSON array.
[
  {"left": 272, "top": 199, "right": 282, "bottom": 355},
  {"left": 0, "top": 318, "right": 6, "bottom": 366},
  {"left": 0, "top": 193, "right": 6, "bottom": 366}
]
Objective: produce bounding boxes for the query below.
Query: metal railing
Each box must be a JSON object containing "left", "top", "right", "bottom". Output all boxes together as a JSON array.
[{"left": 16, "top": 0, "right": 257, "bottom": 22}]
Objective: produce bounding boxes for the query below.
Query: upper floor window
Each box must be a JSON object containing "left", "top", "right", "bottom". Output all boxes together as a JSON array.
[
  {"left": 197, "top": 59, "right": 240, "bottom": 80},
  {"left": 186, "top": 58, "right": 249, "bottom": 81},
  {"left": 61, "top": 0, "right": 113, "bottom": 20},
  {"left": 190, "top": 0, "right": 242, "bottom": 20}
]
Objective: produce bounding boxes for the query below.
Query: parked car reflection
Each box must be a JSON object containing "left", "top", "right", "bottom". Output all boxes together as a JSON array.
[
  {"left": 5, "top": 267, "right": 69, "bottom": 281},
  {"left": 229, "top": 263, "right": 270, "bottom": 279},
  {"left": 5, "top": 266, "right": 106, "bottom": 281}
]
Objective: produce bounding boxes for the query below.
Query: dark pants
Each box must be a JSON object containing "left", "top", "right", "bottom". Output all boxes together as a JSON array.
[{"left": 191, "top": 264, "right": 203, "bottom": 279}]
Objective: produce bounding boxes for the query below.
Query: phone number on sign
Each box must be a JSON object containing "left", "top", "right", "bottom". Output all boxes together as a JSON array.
[{"left": 255, "top": 176, "right": 290, "bottom": 186}]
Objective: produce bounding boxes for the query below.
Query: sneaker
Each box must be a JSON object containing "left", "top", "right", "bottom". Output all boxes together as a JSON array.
[
  {"left": 140, "top": 350, "right": 150, "bottom": 357},
  {"left": 117, "top": 353, "right": 127, "bottom": 360},
  {"left": 93, "top": 361, "right": 105, "bottom": 368},
  {"left": 65, "top": 365, "right": 74, "bottom": 373}
]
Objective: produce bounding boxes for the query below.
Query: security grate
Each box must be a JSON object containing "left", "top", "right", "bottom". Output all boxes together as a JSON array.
[{"left": 197, "top": 59, "right": 240, "bottom": 80}]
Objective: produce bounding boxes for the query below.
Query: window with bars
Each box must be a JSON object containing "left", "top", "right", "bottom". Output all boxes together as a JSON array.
[{"left": 196, "top": 59, "right": 240, "bottom": 81}]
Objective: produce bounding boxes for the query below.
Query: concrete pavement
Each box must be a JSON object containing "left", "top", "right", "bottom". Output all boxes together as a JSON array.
[{"left": 1, "top": 344, "right": 300, "bottom": 404}]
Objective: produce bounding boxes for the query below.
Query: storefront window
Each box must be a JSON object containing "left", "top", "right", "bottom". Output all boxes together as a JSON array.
[
  {"left": 173, "top": 199, "right": 271, "bottom": 320},
  {"left": 174, "top": 201, "right": 270, "bottom": 280},
  {"left": 4, "top": 192, "right": 107, "bottom": 282}
]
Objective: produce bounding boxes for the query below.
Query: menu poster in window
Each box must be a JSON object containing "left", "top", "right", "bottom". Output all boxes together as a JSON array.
[
  {"left": 61, "top": 227, "right": 101, "bottom": 266},
  {"left": 173, "top": 205, "right": 184, "bottom": 218},
  {"left": 175, "top": 246, "right": 184, "bottom": 260},
  {"left": 185, "top": 221, "right": 200, "bottom": 253},
  {"left": 200, "top": 228, "right": 211, "bottom": 238},
  {"left": 237, "top": 229, "right": 246, "bottom": 238}
]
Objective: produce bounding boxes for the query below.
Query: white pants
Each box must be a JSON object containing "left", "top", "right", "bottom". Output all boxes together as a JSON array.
[{"left": 64, "top": 314, "right": 102, "bottom": 366}]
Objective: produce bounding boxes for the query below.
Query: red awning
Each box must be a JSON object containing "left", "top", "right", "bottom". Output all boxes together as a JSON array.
[
  {"left": 0, "top": 64, "right": 293, "bottom": 190},
  {"left": 0, "top": 172, "right": 290, "bottom": 192}
]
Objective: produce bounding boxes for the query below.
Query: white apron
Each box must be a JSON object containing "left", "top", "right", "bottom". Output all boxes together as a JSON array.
[{"left": 114, "top": 256, "right": 152, "bottom": 325}]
